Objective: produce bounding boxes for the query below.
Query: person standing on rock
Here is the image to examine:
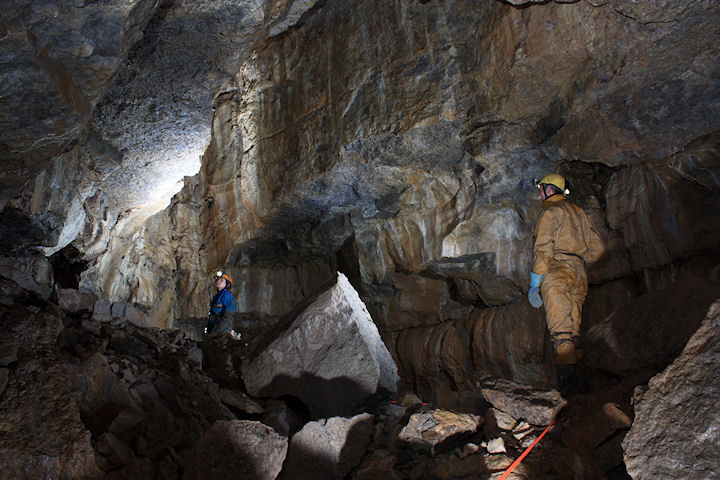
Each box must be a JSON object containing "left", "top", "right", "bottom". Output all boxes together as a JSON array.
[
  {"left": 528, "top": 173, "right": 605, "bottom": 396},
  {"left": 206, "top": 271, "right": 237, "bottom": 334}
]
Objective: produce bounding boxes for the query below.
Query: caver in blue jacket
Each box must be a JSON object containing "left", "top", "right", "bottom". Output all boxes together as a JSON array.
[{"left": 206, "top": 273, "right": 237, "bottom": 334}]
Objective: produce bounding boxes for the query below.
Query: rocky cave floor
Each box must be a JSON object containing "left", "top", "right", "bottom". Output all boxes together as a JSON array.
[{"left": 0, "top": 264, "right": 648, "bottom": 480}]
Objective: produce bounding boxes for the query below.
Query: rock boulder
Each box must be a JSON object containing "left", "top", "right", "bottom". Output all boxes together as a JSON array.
[
  {"left": 183, "top": 420, "right": 288, "bottom": 480},
  {"left": 279, "top": 414, "right": 375, "bottom": 480},
  {"left": 242, "top": 273, "right": 399, "bottom": 418},
  {"left": 622, "top": 299, "right": 720, "bottom": 479}
]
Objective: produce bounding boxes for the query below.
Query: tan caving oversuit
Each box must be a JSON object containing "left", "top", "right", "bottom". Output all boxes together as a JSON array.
[{"left": 533, "top": 195, "right": 605, "bottom": 364}]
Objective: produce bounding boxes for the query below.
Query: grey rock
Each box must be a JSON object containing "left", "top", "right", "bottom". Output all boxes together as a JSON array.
[
  {"left": 124, "top": 304, "right": 149, "bottom": 328},
  {"left": 398, "top": 409, "right": 483, "bottom": 455},
  {"left": 480, "top": 378, "right": 566, "bottom": 426},
  {"left": 0, "top": 0, "right": 159, "bottom": 196},
  {"left": 111, "top": 302, "right": 126, "bottom": 319},
  {"left": 183, "top": 420, "right": 288, "bottom": 480},
  {"left": 242, "top": 273, "right": 399, "bottom": 418},
  {"left": 623, "top": 299, "right": 720, "bottom": 479},
  {"left": 490, "top": 408, "right": 518, "bottom": 431},
  {"left": 219, "top": 388, "right": 263, "bottom": 415},
  {"left": 0, "top": 339, "right": 18, "bottom": 366},
  {"left": 92, "top": 298, "right": 113, "bottom": 323},
  {"left": 279, "top": 414, "right": 375, "bottom": 480},
  {"left": 57, "top": 288, "right": 96, "bottom": 313},
  {"left": 0, "top": 368, "right": 8, "bottom": 397},
  {"left": 95, "top": 432, "right": 135, "bottom": 469}
]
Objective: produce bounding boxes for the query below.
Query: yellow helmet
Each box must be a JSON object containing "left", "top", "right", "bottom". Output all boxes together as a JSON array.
[{"left": 537, "top": 173, "right": 566, "bottom": 193}]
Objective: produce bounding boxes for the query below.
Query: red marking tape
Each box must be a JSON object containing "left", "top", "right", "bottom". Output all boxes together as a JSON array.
[{"left": 498, "top": 419, "right": 556, "bottom": 480}]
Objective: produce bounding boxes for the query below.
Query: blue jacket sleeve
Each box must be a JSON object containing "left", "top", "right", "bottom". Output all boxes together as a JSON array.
[{"left": 220, "top": 290, "right": 237, "bottom": 314}]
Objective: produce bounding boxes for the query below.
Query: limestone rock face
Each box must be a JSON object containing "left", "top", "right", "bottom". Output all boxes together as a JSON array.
[
  {"left": 242, "top": 273, "right": 400, "bottom": 418},
  {"left": 183, "top": 420, "right": 288, "bottom": 480},
  {"left": 393, "top": 302, "right": 553, "bottom": 402},
  {"left": 622, "top": 299, "right": 720, "bottom": 480},
  {"left": 279, "top": 414, "right": 375, "bottom": 480},
  {"left": 0, "top": 0, "right": 159, "bottom": 193}
]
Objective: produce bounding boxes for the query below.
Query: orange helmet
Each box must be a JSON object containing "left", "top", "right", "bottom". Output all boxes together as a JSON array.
[{"left": 214, "top": 271, "right": 233, "bottom": 289}]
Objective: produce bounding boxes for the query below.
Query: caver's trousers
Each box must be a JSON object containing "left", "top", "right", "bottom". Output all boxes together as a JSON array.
[{"left": 540, "top": 255, "right": 587, "bottom": 365}]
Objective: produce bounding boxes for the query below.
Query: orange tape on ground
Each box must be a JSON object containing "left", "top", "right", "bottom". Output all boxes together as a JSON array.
[{"left": 497, "top": 419, "right": 556, "bottom": 480}]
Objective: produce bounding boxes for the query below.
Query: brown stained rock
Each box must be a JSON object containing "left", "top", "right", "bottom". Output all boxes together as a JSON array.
[
  {"left": 350, "top": 450, "right": 402, "bottom": 480},
  {"left": 95, "top": 432, "right": 135, "bottom": 470},
  {"left": 433, "top": 453, "right": 494, "bottom": 480},
  {"left": 394, "top": 302, "right": 553, "bottom": 402},
  {"left": 183, "top": 420, "right": 287, "bottom": 480},
  {"left": 398, "top": 409, "right": 483, "bottom": 455},
  {"left": 605, "top": 147, "right": 720, "bottom": 271},
  {"left": 623, "top": 299, "right": 720, "bottom": 479},
  {"left": 480, "top": 378, "right": 566, "bottom": 426},
  {"left": 103, "top": 458, "right": 154, "bottom": 480},
  {"left": 279, "top": 414, "right": 375, "bottom": 480}
]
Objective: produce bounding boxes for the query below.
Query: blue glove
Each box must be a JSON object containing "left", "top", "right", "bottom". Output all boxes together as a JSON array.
[{"left": 528, "top": 272, "right": 544, "bottom": 308}]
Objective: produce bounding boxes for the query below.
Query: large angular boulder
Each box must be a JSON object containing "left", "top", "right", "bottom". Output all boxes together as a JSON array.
[
  {"left": 622, "top": 299, "right": 720, "bottom": 479},
  {"left": 279, "top": 413, "right": 375, "bottom": 480},
  {"left": 183, "top": 420, "right": 288, "bottom": 480},
  {"left": 242, "top": 273, "right": 399, "bottom": 418}
]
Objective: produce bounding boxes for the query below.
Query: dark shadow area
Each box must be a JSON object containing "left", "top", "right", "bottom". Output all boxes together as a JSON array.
[
  {"left": 50, "top": 245, "right": 88, "bottom": 289},
  {"left": 0, "top": 207, "right": 54, "bottom": 255},
  {"left": 256, "top": 372, "right": 391, "bottom": 420}
]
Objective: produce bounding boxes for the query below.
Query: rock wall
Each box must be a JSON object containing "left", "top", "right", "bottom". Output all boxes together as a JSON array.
[
  {"left": 622, "top": 299, "right": 720, "bottom": 480},
  {"left": 2, "top": 0, "right": 720, "bottom": 405}
]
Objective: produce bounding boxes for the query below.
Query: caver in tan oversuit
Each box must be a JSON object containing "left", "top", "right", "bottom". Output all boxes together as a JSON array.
[{"left": 528, "top": 174, "right": 605, "bottom": 394}]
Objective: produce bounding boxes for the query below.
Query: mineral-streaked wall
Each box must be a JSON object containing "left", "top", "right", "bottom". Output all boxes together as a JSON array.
[{"left": 2, "top": 0, "right": 720, "bottom": 395}]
